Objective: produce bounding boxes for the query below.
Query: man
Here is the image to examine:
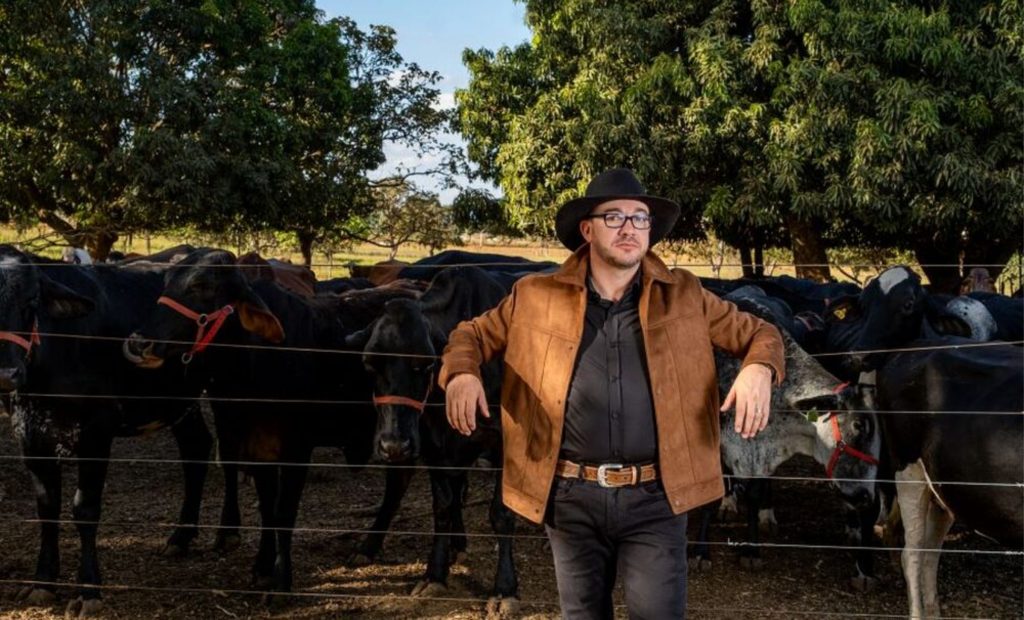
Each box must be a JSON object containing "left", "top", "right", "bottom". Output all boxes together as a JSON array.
[{"left": 439, "top": 168, "right": 785, "bottom": 619}]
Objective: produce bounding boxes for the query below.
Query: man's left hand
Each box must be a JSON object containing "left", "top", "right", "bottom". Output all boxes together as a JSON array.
[{"left": 720, "top": 363, "right": 774, "bottom": 439}]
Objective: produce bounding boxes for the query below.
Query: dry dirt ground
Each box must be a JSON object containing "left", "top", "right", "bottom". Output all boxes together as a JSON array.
[{"left": 0, "top": 412, "right": 1020, "bottom": 620}]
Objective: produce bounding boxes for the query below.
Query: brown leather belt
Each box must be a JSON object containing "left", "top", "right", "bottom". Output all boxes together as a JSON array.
[{"left": 555, "top": 459, "right": 658, "bottom": 488}]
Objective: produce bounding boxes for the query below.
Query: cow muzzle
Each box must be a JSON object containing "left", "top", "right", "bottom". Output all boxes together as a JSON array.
[
  {"left": 123, "top": 334, "right": 164, "bottom": 369},
  {"left": 375, "top": 433, "right": 415, "bottom": 462},
  {"left": 0, "top": 366, "right": 24, "bottom": 392}
]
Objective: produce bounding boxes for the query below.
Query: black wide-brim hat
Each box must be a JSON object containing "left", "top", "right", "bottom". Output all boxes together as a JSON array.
[{"left": 555, "top": 168, "right": 681, "bottom": 251}]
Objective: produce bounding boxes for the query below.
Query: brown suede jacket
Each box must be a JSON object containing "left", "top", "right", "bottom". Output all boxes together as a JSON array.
[{"left": 438, "top": 246, "right": 785, "bottom": 524}]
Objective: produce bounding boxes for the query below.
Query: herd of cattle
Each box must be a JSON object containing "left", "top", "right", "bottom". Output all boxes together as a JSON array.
[{"left": 0, "top": 244, "right": 1020, "bottom": 619}]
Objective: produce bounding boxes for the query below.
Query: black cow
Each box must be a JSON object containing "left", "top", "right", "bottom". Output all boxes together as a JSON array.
[
  {"left": 700, "top": 275, "right": 861, "bottom": 316},
  {"left": 346, "top": 266, "right": 519, "bottom": 614},
  {"left": 396, "top": 249, "right": 557, "bottom": 282},
  {"left": 863, "top": 341, "right": 1023, "bottom": 618},
  {"left": 124, "top": 249, "right": 419, "bottom": 601},
  {"left": 0, "top": 246, "right": 213, "bottom": 617}
]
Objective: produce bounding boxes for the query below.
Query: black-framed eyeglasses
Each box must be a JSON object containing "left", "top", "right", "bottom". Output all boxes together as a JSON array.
[{"left": 583, "top": 212, "right": 653, "bottom": 230}]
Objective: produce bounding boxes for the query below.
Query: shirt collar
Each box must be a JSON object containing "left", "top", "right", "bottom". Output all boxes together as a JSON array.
[{"left": 586, "top": 268, "right": 643, "bottom": 304}]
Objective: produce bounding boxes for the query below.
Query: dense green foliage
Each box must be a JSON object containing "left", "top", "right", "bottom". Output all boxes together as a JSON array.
[
  {"left": 0, "top": 0, "right": 451, "bottom": 261},
  {"left": 457, "top": 0, "right": 1022, "bottom": 289}
]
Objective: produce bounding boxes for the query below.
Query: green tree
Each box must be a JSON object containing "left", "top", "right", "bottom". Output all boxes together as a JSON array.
[
  {"left": 0, "top": 2, "right": 452, "bottom": 262},
  {"left": 456, "top": 1, "right": 1022, "bottom": 288},
  {"left": 345, "top": 180, "right": 461, "bottom": 259}
]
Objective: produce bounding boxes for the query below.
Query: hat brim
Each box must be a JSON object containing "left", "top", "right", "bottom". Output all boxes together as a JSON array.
[{"left": 555, "top": 195, "right": 681, "bottom": 251}]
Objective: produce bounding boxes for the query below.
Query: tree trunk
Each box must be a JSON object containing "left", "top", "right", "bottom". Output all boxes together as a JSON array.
[
  {"left": 739, "top": 245, "right": 754, "bottom": 278},
  {"left": 914, "top": 233, "right": 1020, "bottom": 295},
  {"left": 754, "top": 245, "right": 765, "bottom": 278},
  {"left": 297, "top": 231, "right": 315, "bottom": 268},
  {"left": 787, "top": 215, "right": 831, "bottom": 282},
  {"left": 85, "top": 230, "right": 118, "bottom": 262}
]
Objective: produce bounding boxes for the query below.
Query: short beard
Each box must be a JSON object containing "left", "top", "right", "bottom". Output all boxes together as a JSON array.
[{"left": 594, "top": 241, "right": 643, "bottom": 270}]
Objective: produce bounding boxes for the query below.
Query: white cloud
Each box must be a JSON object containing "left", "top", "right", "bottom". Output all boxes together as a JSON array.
[{"left": 433, "top": 92, "right": 456, "bottom": 111}]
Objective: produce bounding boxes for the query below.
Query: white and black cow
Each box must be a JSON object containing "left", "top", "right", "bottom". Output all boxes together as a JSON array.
[
  {"left": 709, "top": 328, "right": 881, "bottom": 586},
  {"left": 822, "top": 266, "right": 973, "bottom": 381},
  {"left": 862, "top": 342, "right": 1022, "bottom": 619}
]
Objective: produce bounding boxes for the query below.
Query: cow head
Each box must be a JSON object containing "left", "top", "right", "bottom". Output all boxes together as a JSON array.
[
  {"left": 0, "top": 246, "right": 94, "bottom": 391},
  {"left": 124, "top": 249, "right": 284, "bottom": 369},
  {"left": 719, "top": 328, "right": 879, "bottom": 508},
  {"left": 823, "top": 266, "right": 972, "bottom": 376},
  {"left": 347, "top": 298, "right": 441, "bottom": 463}
]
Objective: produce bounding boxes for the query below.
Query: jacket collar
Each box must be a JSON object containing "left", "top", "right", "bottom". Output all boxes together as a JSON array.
[{"left": 552, "top": 243, "right": 675, "bottom": 288}]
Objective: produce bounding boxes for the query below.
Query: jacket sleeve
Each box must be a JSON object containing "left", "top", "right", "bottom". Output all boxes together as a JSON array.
[
  {"left": 701, "top": 286, "right": 786, "bottom": 385},
  {"left": 438, "top": 285, "right": 516, "bottom": 389}
]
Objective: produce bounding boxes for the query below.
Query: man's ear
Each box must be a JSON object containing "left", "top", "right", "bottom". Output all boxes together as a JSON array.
[
  {"left": 40, "top": 276, "right": 95, "bottom": 319},
  {"left": 235, "top": 287, "right": 285, "bottom": 343},
  {"left": 579, "top": 219, "right": 592, "bottom": 243}
]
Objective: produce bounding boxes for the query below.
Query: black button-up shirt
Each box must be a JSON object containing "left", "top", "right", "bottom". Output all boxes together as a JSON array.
[{"left": 559, "top": 270, "right": 658, "bottom": 464}]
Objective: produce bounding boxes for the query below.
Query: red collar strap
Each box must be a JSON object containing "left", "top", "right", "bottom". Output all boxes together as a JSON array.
[
  {"left": 373, "top": 373, "right": 434, "bottom": 414},
  {"left": 157, "top": 296, "right": 235, "bottom": 364},
  {"left": 824, "top": 381, "right": 879, "bottom": 478},
  {"left": 0, "top": 319, "right": 40, "bottom": 357}
]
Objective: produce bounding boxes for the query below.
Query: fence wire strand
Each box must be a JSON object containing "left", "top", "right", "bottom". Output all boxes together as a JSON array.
[
  {"left": 0, "top": 578, "right": 1011, "bottom": 619},
  {"left": 2, "top": 518, "right": 1022, "bottom": 557},
  {"left": 0, "top": 453, "right": 1020, "bottom": 490},
  {"left": 1, "top": 327, "right": 1021, "bottom": 361}
]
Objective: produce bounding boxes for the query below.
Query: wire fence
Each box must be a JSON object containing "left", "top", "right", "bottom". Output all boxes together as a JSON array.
[
  {"left": 0, "top": 253, "right": 1019, "bottom": 618},
  {"left": 0, "top": 258, "right": 1020, "bottom": 270}
]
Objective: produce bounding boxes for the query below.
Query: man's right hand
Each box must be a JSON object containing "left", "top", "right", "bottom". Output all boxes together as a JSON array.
[{"left": 445, "top": 373, "right": 490, "bottom": 436}]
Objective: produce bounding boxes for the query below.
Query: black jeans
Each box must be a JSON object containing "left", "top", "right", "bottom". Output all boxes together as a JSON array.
[{"left": 544, "top": 477, "right": 688, "bottom": 620}]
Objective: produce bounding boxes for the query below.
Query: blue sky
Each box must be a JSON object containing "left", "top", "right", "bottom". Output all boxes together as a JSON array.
[{"left": 316, "top": 1, "right": 532, "bottom": 201}]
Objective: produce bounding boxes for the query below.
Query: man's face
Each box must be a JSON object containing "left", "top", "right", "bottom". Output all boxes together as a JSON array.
[{"left": 580, "top": 199, "right": 651, "bottom": 270}]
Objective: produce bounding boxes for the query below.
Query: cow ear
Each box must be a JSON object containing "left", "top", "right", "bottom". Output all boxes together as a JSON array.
[
  {"left": 234, "top": 287, "right": 285, "bottom": 343},
  {"left": 345, "top": 324, "right": 373, "bottom": 350},
  {"left": 924, "top": 296, "right": 972, "bottom": 338},
  {"left": 429, "top": 324, "right": 449, "bottom": 351},
  {"left": 40, "top": 276, "right": 95, "bottom": 319},
  {"left": 237, "top": 302, "right": 285, "bottom": 343},
  {"left": 824, "top": 295, "right": 859, "bottom": 323}
]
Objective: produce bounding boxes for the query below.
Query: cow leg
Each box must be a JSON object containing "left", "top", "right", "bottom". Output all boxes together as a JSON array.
[
  {"left": 267, "top": 457, "right": 310, "bottom": 600},
  {"left": 920, "top": 494, "right": 954, "bottom": 618},
  {"left": 689, "top": 499, "right": 719, "bottom": 571},
  {"left": 449, "top": 473, "right": 468, "bottom": 562},
  {"left": 486, "top": 468, "right": 519, "bottom": 617},
  {"left": 351, "top": 466, "right": 415, "bottom": 565},
  {"left": 412, "top": 469, "right": 456, "bottom": 596},
  {"left": 847, "top": 495, "right": 880, "bottom": 592},
  {"left": 895, "top": 462, "right": 930, "bottom": 619},
  {"left": 739, "top": 478, "right": 766, "bottom": 571},
  {"left": 163, "top": 410, "right": 212, "bottom": 556},
  {"left": 19, "top": 454, "right": 61, "bottom": 605},
  {"left": 250, "top": 464, "right": 279, "bottom": 589},
  {"left": 68, "top": 436, "right": 112, "bottom": 614},
  {"left": 213, "top": 412, "right": 242, "bottom": 553}
]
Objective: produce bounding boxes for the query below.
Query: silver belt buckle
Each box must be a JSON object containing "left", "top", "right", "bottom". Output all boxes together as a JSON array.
[{"left": 596, "top": 463, "right": 624, "bottom": 488}]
